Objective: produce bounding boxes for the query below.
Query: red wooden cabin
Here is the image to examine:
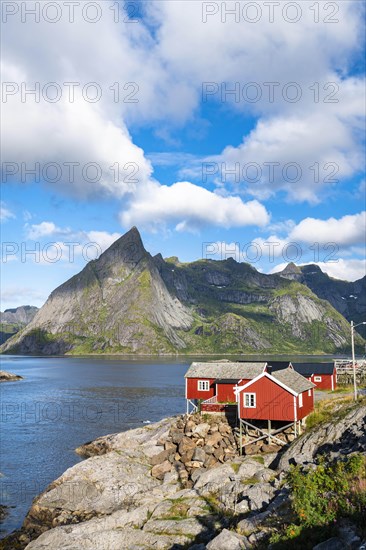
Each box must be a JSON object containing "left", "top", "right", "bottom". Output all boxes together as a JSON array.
[
  {"left": 185, "top": 361, "right": 267, "bottom": 413},
  {"left": 236, "top": 368, "right": 315, "bottom": 422},
  {"left": 291, "top": 362, "right": 337, "bottom": 391}
]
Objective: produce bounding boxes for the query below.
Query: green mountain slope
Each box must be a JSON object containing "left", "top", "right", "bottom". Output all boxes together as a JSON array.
[
  {"left": 1, "top": 228, "right": 364, "bottom": 355},
  {"left": 280, "top": 262, "right": 366, "bottom": 338}
]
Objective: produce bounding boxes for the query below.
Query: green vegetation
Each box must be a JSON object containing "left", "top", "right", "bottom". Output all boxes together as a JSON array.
[
  {"left": 306, "top": 395, "right": 364, "bottom": 429},
  {"left": 269, "top": 453, "right": 366, "bottom": 549}
]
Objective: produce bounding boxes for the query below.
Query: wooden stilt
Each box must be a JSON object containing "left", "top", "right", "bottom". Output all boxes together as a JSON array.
[
  {"left": 239, "top": 420, "right": 243, "bottom": 456},
  {"left": 268, "top": 419, "right": 272, "bottom": 444}
]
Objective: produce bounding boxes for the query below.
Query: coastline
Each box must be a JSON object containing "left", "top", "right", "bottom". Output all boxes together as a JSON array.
[{"left": 2, "top": 400, "right": 365, "bottom": 550}]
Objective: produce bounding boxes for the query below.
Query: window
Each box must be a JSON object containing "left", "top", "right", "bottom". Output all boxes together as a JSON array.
[
  {"left": 244, "top": 393, "right": 256, "bottom": 408},
  {"left": 314, "top": 376, "right": 322, "bottom": 382},
  {"left": 197, "top": 380, "right": 210, "bottom": 391},
  {"left": 298, "top": 393, "right": 303, "bottom": 408}
]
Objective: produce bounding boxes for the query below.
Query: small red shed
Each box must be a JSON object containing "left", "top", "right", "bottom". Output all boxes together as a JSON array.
[
  {"left": 291, "top": 362, "right": 337, "bottom": 391},
  {"left": 236, "top": 368, "right": 315, "bottom": 422}
]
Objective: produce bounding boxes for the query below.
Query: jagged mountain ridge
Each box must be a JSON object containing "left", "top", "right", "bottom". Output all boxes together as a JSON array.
[
  {"left": 1, "top": 228, "right": 364, "bottom": 355},
  {"left": 0, "top": 305, "right": 39, "bottom": 344},
  {"left": 280, "top": 262, "right": 366, "bottom": 338}
]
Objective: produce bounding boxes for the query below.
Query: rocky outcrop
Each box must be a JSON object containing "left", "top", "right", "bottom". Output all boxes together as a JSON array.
[
  {"left": 2, "top": 401, "right": 365, "bottom": 550},
  {"left": 278, "top": 404, "right": 366, "bottom": 471},
  {"left": 0, "top": 370, "right": 23, "bottom": 381}
]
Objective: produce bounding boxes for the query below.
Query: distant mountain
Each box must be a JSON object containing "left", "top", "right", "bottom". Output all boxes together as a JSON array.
[
  {"left": 279, "top": 263, "right": 366, "bottom": 338},
  {"left": 0, "top": 305, "right": 39, "bottom": 344},
  {"left": 1, "top": 229, "right": 364, "bottom": 355}
]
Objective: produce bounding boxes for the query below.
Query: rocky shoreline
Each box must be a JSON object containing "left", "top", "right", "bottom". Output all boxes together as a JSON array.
[
  {"left": 0, "top": 370, "right": 23, "bottom": 382},
  {"left": 1, "top": 405, "right": 365, "bottom": 550}
]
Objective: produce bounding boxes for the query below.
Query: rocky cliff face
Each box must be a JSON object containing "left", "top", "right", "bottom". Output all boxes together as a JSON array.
[
  {"left": 0, "top": 305, "right": 39, "bottom": 325},
  {"left": 280, "top": 263, "right": 366, "bottom": 338},
  {"left": 0, "top": 306, "right": 39, "bottom": 344},
  {"left": 1, "top": 228, "right": 364, "bottom": 355}
]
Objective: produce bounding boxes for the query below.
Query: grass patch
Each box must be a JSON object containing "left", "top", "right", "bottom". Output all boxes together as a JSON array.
[
  {"left": 230, "top": 462, "right": 241, "bottom": 474},
  {"left": 250, "top": 455, "right": 265, "bottom": 465},
  {"left": 306, "top": 394, "right": 361, "bottom": 429},
  {"left": 241, "top": 476, "right": 260, "bottom": 486}
]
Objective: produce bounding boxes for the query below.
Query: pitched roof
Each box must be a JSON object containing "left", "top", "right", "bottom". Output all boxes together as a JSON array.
[
  {"left": 292, "top": 362, "right": 335, "bottom": 376},
  {"left": 185, "top": 362, "right": 266, "bottom": 380},
  {"left": 272, "top": 368, "right": 315, "bottom": 393},
  {"left": 266, "top": 360, "right": 292, "bottom": 372}
]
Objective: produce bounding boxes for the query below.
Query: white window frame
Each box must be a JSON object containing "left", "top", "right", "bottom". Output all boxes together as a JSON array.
[
  {"left": 243, "top": 393, "right": 256, "bottom": 408},
  {"left": 308, "top": 389, "right": 311, "bottom": 397},
  {"left": 298, "top": 393, "right": 303, "bottom": 408},
  {"left": 314, "top": 376, "right": 322, "bottom": 382},
  {"left": 197, "top": 380, "right": 210, "bottom": 391}
]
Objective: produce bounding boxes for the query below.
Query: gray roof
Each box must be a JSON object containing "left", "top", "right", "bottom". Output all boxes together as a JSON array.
[
  {"left": 185, "top": 362, "right": 266, "bottom": 380},
  {"left": 272, "top": 368, "right": 315, "bottom": 394},
  {"left": 292, "top": 362, "right": 335, "bottom": 376}
]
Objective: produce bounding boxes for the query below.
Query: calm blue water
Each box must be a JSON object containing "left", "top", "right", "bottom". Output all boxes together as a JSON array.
[
  {"left": 0, "top": 353, "right": 338, "bottom": 537},
  {"left": 0, "top": 355, "right": 191, "bottom": 537}
]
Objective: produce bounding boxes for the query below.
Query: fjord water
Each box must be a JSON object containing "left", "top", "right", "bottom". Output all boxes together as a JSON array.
[
  {"left": 0, "top": 355, "right": 190, "bottom": 537},
  {"left": 0, "top": 354, "right": 335, "bottom": 537}
]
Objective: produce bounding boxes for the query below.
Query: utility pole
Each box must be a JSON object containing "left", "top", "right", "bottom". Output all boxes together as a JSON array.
[{"left": 351, "top": 321, "right": 366, "bottom": 402}]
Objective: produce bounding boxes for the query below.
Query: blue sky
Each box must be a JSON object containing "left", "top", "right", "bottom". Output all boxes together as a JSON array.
[{"left": 1, "top": 0, "right": 365, "bottom": 309}]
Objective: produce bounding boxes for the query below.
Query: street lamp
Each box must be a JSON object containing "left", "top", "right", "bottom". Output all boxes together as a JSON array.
[{"left": 351, "top": 320, "right": 366, "bottom": 401}]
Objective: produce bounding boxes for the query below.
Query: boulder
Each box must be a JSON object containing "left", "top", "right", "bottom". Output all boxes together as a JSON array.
[
  {"left": 206, "top": 528, "right": 250, "bottom": 549},
  {"left": 192, "top": 447, "right": 206, "bottom": 463},
  {"left": 151, "top": 460, "right": 172, "bottom": 480},
  {"left": 237, "top": 510, "right": 271, "bottom": 535},
  {"left": 193, "top": 422, "right": 210, "bottom": 438},
  {"left": 150, "top": 449, "right": 171, "bottom": 466},
  {"left": 246, "top": 482, "right": 277, "bottom": 511},
  {"left": 179, "top": 436, "right": 196, "bottom": 456},
  {"left": 206, "top": 432, "right": 222, "bottom": 447}
]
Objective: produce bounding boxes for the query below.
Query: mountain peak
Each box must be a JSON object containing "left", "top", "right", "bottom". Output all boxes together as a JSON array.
[
  {"left": 102, "top": 226, "right": 147, "bottom": 266},
  {"left": 283, "top": 262, "right": 302, "bottom": 274}
]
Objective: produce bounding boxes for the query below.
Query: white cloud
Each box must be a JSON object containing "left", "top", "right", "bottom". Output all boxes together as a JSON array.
[
  {"left": 84, "top": 231, "right": 121, "bottom": 252},
  {"left": 120, "top": 181, "right": 270, "bottom": 232},
  {"left": 25, "top": 221, "right": 70, "bottom": 239},
  {"left": 271, "top": 259, "right": 366, "bottom": 282},
  {"left": 0, "top": 202, "right": 15, "bottom": 222},
  {"left": 1, "top": 286, "right": 46, "bottom": 309},
  {"left": 253, "top": 235, "right": 291, "bottom": 258},
  {"left": 290, "top": 211, "right": 366, "bottom": 246},
  {"left": 315, "top": 259, "right": 366, "bottom": 282}
]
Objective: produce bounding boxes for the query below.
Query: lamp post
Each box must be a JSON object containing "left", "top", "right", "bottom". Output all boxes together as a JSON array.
[{"left": 351, "top": 321, "right": 366, "bottom": 401}]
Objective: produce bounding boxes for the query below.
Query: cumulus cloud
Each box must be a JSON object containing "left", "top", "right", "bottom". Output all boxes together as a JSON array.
[
  {"left": 290, "top": 211, "right": 366, "bottom": 246},
  {"left": 25, "top": 221, "right": 70, "bottom": 239},
  {"left": 271, "top": 259, "right": 366, "bottom": 282},
  {"left": 120, "top": 181, "right": 270, "bottom": 231},
  {"left": 0, "top": 202, "right": 15, "bottom": 222}
]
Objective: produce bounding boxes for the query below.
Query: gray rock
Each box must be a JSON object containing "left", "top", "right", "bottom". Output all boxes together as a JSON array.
[
  {"left": 193, "top": 422, "right": 210, "bottom": 438},
  {"left": 0, "top": 370, "right": 23, "bottom": 382},
  {"left": 279, "top": 406, "right": 366, "bottom": 470},
  {"left": 192, "top": 447, "right": 206, "bottom": 463},
  {"left": 206, "top": 528, "right": 250, "bottom": 549},
  {"left": 245, "top": 482, "right": 276, "bottom": 511},
  {"left": 313, "top": 538, "right": 345, "bottom": 550},
  {"left": 193, "top": 464, "right": 234, "bottom": 491}
]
